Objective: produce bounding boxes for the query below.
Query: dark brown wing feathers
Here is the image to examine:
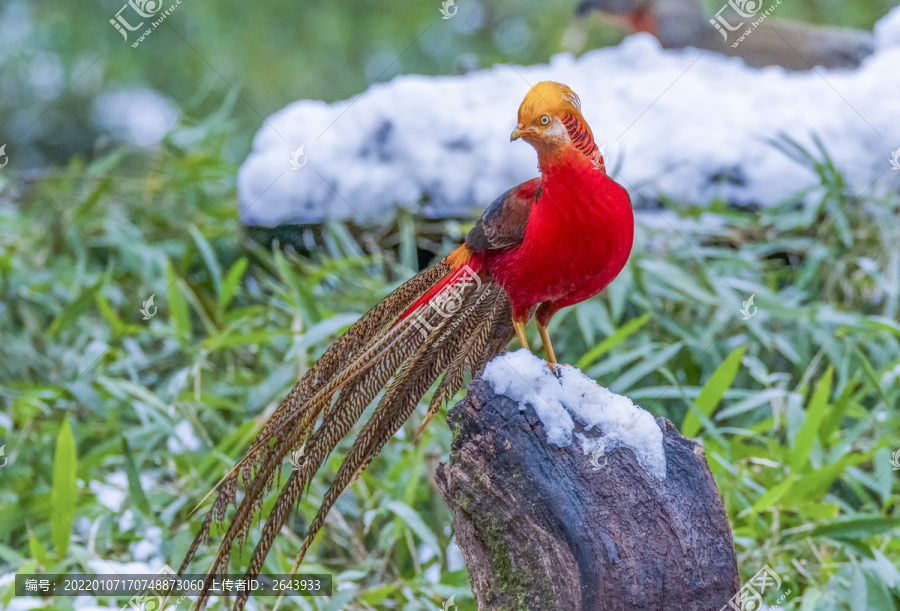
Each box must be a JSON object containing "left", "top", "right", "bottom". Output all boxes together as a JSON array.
[{"left": 465, "top": 177, "right": 539, "bottom": 252}]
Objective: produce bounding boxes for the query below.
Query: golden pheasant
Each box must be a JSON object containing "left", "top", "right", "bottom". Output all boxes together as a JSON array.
[
  {"left": 179, "top": 81, "right": 634, "bottom": 610},
  {"left": 577, "top": 0, "right": 874, "bottom": 70}
]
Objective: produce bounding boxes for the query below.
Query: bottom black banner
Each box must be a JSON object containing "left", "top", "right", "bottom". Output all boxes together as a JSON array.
[{"left": 16, "top": 569, "right": 332, "bottom": 598}]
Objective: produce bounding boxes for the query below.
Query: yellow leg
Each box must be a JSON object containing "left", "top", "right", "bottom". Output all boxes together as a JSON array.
[
  {"left": 513, "top": 321, "right": 530, "bottom": 351},
  {"left": 537, "top": 321, "right": 558, "bottom": 365}
]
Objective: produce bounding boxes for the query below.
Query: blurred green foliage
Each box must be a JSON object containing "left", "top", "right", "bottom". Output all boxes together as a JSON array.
[
  {"left": 1, "top": 106, "right": 899, "bottom": 609},
  {"left": 2, "top": 0, "right": 896, "bottom": 167}
]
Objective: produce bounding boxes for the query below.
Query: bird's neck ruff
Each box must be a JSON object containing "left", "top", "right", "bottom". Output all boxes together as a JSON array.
[{"left": 561, "top": 113, "right": 599, "bottom": 162}]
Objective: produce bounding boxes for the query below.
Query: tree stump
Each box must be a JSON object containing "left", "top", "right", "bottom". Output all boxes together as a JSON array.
[{"left": 434, "top": 352, "right": 740, "bottom": 611}]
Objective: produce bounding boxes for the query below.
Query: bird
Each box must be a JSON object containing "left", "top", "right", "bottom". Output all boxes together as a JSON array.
[
  {"left": 576, "top": 0, "right": 874, "bottom": 70},
  {"left": 178, "top": 81, "right": 634, "bottom": 611}
]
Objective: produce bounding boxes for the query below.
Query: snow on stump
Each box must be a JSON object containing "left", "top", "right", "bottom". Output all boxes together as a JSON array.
[{"left": 434, "top": 350, "right": 739, "bottom": 610}]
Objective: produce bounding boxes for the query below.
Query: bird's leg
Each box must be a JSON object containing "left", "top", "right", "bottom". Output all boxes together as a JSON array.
[
  {"left": 513, "top": 321, "right": 530, "bottom": 351},
  {"left": 535, "top": 303, "right": 561, "bottom": 375},
  {"left": 537, "top": 321, "right": 557, "bottom": 365},
  {"left": 537, "top": 321, "right": 561, "bottom": 376}
]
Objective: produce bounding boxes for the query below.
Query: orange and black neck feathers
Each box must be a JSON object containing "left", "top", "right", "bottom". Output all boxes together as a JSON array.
[{"left": 561, "top": 113, "right": 599, "bottom": 160}]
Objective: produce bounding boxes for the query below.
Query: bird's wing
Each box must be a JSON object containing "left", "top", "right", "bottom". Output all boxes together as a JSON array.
[{"left": 465, "top": 177, "right": 540, "bottom": 252}]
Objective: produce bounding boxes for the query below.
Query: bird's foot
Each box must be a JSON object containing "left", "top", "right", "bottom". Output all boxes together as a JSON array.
[{"left": 547, "top": 360, "right": 562, "bottom": 378}]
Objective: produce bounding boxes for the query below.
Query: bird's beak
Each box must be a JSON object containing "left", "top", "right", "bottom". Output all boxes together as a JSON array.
[{"left": 510, "top": 123, "right": 536, "bottom": 142}]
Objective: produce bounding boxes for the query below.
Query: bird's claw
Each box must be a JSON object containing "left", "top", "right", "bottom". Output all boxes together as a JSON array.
[{"left": 547, "top": 361, "right": 561, "bottom": 378}]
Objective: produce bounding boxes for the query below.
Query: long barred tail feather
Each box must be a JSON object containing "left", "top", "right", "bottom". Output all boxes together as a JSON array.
[
  {"left": 235, "top": 282, "right": 512, "bottom": 611},
  {"left": 181, "top": 256, "right": 514, "bottom": 611},
  {"left": 178, "top": 261, "right": 451, "bottom": 579},
  {"left": 416, "top": 286, "right": 507, "bottom": 440}
]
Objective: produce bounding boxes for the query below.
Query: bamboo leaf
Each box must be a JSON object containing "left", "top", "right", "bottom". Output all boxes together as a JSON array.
[
  {"left": 783, "top": 449, "right": 875, "bottom": 503},
  {"left": 384, "top": 501, "right": 440, "bottom": 558},
  {"left": 873, "top": 447, "right": 892, "bottom": 508},
  {"left": 747, "top": 474, "right": 797, "bottom": 514},
  {"left": 189, "top": 225, "right": 223, "bottom": 296},
  {"left": 812, "top": 516, "right": 899, "bottom": 540},
  {"left": 790, "top": 367, "right": 833, "bottom": 472},
  {"left": 48, "top": 284, "right": 99, "bottom": 337},
  {"left": 28, "top": 536, "right": 52, "bottom": 568},
  {"left": 577, "top": 313, "right": 650, "bottom": 369},
  {"left": 610, "top": 341, "right": 683, "bottom": 393},
  {"left": 94, "top": 293, "right": 128, "bottom": 336},
  {"left": 273, "top": 251, "right": 320, "bottom": 324},
  {"left": 50, "top": 419, "right": 77, "bottom": 560},
  {"left": 166, "top": 260, "right": 191, "bottom": 339},
  {"left": 682, "top": 346, "right": 745, "bottom": 437},
  {"left": 217, "top": 257, "right": 248, "bottom": 316},
  {"left": 122, "top": 438, "right": 153, "bottom": 516},
  {"left": 820, "top": 381, "right": 854, "bottom": 439},
  {"left": 203, "top": 331, "right": 289, "bottom": 351}
]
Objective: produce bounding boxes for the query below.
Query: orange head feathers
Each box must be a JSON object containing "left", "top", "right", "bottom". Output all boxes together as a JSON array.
[
  {"left": 515, "top": 81, "right": 586, "bottom": 129},
  {"left": 510, "top": 81, "right": 600, "bottom": 163}
]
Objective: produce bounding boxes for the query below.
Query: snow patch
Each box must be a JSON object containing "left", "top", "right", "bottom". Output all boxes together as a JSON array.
[
  {"left": 131, "top": 525, "right": 164, "bottom": 565},
  {"left": 481, "top": 349, "right": 666, "bottom": 480},
  {"left": 167, "top": 420, "right": 202, "bottom": 453},
  {"left": 89, "top": 470, "right": 128, "bottom": 512},
  {"left": 91, "top": 88, "right": 180, "bottom": 147},
  {"left": 875, "top": 6, "right": 900, "bottom": 49},
  {"left": 447, "top": 537, "right": 466, "bottom": 572},
  {"left": 239, "top": 8, "right": 900, "bottom": 226}
]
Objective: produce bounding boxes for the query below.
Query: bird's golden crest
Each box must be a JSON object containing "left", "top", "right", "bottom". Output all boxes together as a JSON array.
[
  {"left": 515, "top": 81, "right": 601, "bottom": 165},
  {"left": 517, "top": 81, "right": 591, "bottom": 131}
]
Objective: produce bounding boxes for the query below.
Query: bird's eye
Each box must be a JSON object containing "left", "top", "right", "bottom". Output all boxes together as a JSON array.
[{"left": 540, "top": 115, "right": 550, "bottom": 125}]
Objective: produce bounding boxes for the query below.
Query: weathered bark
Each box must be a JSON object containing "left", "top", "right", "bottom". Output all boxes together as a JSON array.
[{"left": 434, "top": 377, "right": 740, "bottom": 611}]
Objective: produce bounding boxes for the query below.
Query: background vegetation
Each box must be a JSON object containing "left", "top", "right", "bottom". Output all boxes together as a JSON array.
[
  {"left": 1, "top": 0, "right": 900, "bottom": 609},
  {"left": 3, "top": 0, "right": 897, "bottom": 167}
]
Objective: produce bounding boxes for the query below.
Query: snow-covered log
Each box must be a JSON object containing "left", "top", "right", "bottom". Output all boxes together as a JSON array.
[
  {"left": 239, "top": 8, "right": 900, "bottom": 227},
  {"left": 434, "top": 350, "right": 738, "bottom": 610}
]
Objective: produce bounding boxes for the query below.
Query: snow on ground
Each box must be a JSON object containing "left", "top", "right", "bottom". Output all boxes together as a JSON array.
[
  {"left": 88, "top": 470, "right": 128, "bottom": 512},
  {"left": 167, "top": 420, "right": 202, "bottom": 453},
  {"left": 482, "top": 349, "right": 666, "bottom": 479},
  {"left": 239, "top": 8, "right": 900, "bottom": 226},
  {"left": 91, "top": 88, "right": 179, "bottom": 147}
]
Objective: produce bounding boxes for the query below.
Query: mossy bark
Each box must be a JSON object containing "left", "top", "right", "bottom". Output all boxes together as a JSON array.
[{"left": 434, "top": 378, "right": 740, "bottom": 610}]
